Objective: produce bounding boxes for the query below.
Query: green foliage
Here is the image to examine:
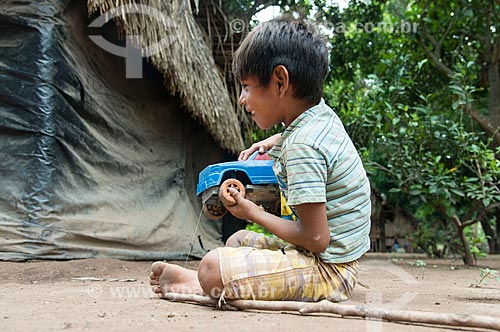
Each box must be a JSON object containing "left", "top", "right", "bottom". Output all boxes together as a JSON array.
[
  {"left": 330, "top": 56, "right": 499, "bottom": 212},
  {"left": 246, "top": 221, "right": 272, "bottom": 236},
  {"left": 387, "top": 253, "right": 401, "bottom": 264},
  {"left": 245, "top": 123, "right": 284, "bottom": 147},
  {"left": 242, "top": 0, "right": 500, "bottom": 261},
  {"left": 470, "top": 268, "right": 500, "bottom": 288},
  {"left": 415, "top": 260, "right": 427, "bottom": 268},
  {"left": 408, "top": 259, "right": 427, "bottom": 279},
  {"left": 466, "top": 223, "right": 489, "bottom": 259},
  {"left": 322, "top": 0, "right": 500, "bottom": 260},
  {"left": 410, "top": 210, "right": 460, "bottom": 257}
]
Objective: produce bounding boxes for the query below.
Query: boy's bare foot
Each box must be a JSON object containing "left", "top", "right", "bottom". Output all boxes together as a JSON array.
[{"left": 149, "top": 262, "right": 204, "bottom": 297}]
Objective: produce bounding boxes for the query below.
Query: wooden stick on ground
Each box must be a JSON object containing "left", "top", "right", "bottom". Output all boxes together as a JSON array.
[{"left": 162, "top": 293, "right": 500, "bottom": 331}]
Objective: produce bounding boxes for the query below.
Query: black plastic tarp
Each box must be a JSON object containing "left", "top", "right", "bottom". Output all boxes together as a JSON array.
[{"left": 0, "top": 0, "right": 225, "bottom": 260}]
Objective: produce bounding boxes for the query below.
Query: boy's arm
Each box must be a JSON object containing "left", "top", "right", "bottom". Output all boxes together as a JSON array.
[
  {"left": 225, "top": 188, "right": 330, "bottom": 253},
  {"left": 238, "top": 133, "right": 281, "bottom": 161}
]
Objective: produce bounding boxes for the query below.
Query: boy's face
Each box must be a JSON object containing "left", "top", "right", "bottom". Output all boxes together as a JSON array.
[{"left": 239, "top": 76, "right": 283, "bottom": 130}]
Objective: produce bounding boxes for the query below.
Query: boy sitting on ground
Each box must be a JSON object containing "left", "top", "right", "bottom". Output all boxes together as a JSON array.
[{"left": 149, "top": 16, "right": 371, "bottom": 302}]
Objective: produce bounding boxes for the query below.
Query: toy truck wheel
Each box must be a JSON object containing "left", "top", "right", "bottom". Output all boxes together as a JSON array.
[
  {"left": 219, "top": 178, "right": 246, "bottom": 207},
  {"left": 202, "top": 204, "right": 227, "bottom": 220}
]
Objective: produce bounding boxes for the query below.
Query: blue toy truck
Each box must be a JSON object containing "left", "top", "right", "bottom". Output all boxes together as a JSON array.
[{"left": 196, "top": 152, "right": 280, "bottom": 220}]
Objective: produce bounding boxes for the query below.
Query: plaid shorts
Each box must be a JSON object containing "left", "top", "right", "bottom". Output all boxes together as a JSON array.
[{"left": 217, "top": 231, "right": 358, "bottom": 302}]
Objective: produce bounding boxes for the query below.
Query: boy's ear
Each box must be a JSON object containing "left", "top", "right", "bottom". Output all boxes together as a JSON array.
[{"left": 272, "top": 65, "right": 289, "bottom": 97}]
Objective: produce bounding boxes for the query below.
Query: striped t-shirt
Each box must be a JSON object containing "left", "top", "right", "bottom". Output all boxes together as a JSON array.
[{"left": 268, "top": 99, "right": 371, "bottom": 263}]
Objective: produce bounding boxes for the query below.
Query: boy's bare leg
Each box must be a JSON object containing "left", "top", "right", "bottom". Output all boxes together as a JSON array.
[
  {"left": 225, "top": 229, "right": 250, "bottom": 247},
  {"left": 149, "top": 250, "right": 224, "bottom": 298},
  {"left": 149, "top": 262, "right": 204, "bottom": 297}
]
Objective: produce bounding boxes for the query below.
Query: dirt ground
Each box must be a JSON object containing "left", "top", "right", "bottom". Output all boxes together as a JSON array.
[{"left": 1, "top": 253, "right": 499, "bottom": 332}]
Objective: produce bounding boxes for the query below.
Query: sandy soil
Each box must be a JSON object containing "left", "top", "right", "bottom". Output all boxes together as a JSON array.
[{"left": 1, "top": 254, "right": 499, "bottom": 332}]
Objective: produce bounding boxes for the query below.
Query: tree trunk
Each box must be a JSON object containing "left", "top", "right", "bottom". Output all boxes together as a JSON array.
[
  {"left": 495, "top": 208, "right": 500, "bottom": 253},
  {"left": 484, "top": 51, "right": 500, "bottom": 146},
  {"left": 487, "top": 60, "right": 500, "bottom": 121},
  {"left": 483, "top": 0, "right": 500, "bottom": 145},
  {"left": 448, "top": 213, "right": 474, "bottom": 265},
  {"left": 458, "top": 225, "right": 473, "bottom": 265},
  {"left": 468, "top": 108, "right": 500, "bottom": 146},
  {"left": 481, "top": 217, "right": 499, "bottom": 254}
]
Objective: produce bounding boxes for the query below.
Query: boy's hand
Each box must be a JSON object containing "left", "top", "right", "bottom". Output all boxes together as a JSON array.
[
  {"left": 224, "top": 187, "right": 260, "bottom": 221},
  {"left": 238, "top": 133, "right": 282, "bottom": 161}
]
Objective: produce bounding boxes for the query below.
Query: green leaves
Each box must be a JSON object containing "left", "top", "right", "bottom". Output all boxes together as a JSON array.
[
  {"left": 322, "top": 0, "right": 499, "bottom": 260},
  {"left": 471, "top": 268, "right": 500, "bottom": 287},
  {"left": 243, "top": 0, "right": 499, "bottom": 261}
]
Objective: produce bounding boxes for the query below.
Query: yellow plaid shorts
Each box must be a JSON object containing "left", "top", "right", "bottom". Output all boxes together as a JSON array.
[{"left": 217, "top": 231, "right": 358, "bottom": 302}]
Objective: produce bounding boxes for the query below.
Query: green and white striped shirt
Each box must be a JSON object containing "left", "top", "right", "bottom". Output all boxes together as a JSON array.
[{"left": 268, "top": 99, "right": 371, "bottom": 263}]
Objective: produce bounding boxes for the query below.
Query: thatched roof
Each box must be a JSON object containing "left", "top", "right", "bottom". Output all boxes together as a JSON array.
[{"left": 87, "top": 0, "right": 245, "bottom": 153}]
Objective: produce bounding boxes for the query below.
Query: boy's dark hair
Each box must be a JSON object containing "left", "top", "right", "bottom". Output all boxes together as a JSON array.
[{"left": 232, "top": 17, "right": 329, "bottom": 104}]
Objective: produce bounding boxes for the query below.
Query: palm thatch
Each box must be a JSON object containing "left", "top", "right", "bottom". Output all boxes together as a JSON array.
[
  {"left": 196, "top": 0, "right": 251, "bottom": 135},
  {"left": 87, "top": 0, "right": 245, "bottom": 153}
]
